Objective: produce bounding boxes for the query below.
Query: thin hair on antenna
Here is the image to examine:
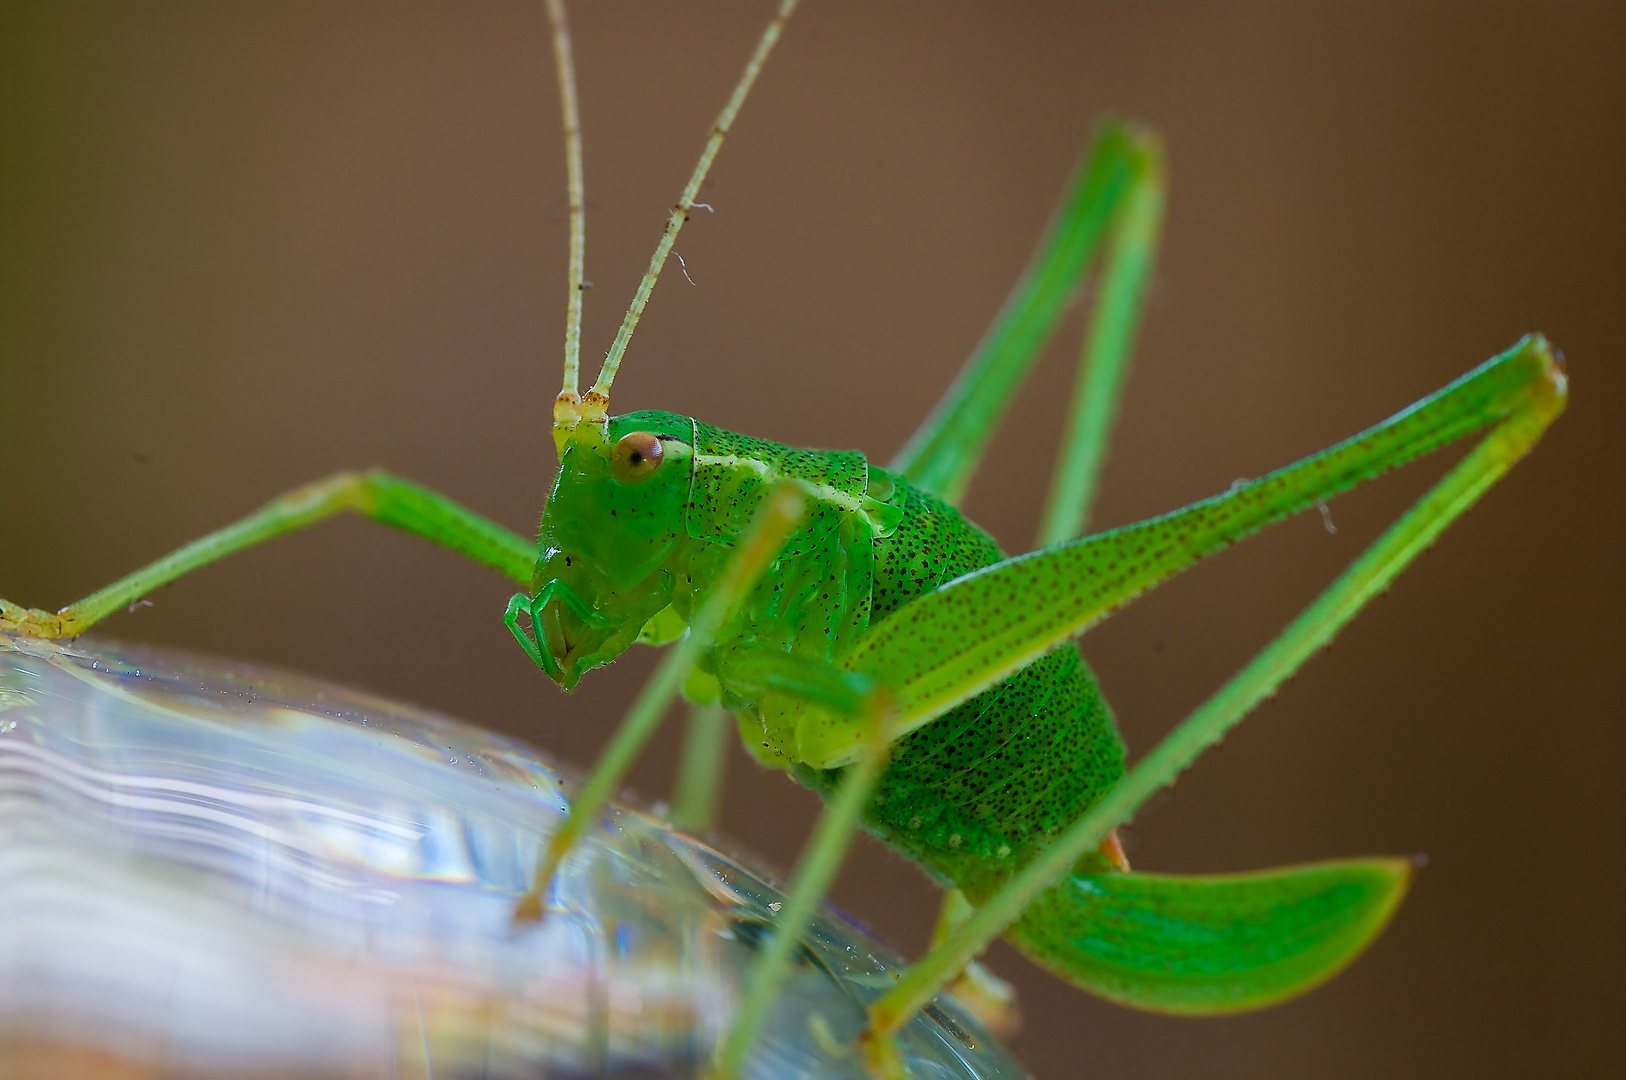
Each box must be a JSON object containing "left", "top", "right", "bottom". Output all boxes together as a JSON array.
[
  {"left": 545, "top": 0, "right": 587, "bottom": 426},
  {"left": 580, "top": 0, "right": 801, "bottom": 422}
]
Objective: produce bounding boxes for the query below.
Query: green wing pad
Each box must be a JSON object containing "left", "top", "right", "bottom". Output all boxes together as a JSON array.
[{"left": 1005, "top": 859, "right": 1411, "bottom": 1014}]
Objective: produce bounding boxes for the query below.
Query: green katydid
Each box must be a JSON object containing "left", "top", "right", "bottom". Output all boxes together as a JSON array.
[{"left": 0, "top": 2, "right": 1568, "bottom": 1078}]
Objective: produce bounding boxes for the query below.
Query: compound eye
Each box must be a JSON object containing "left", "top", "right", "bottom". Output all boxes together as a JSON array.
[{"left": 612, "top": 431, "right": 664, "bottom": 483}]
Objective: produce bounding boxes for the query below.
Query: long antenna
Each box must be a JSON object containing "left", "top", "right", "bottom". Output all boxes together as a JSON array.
[
  {"left": 545, "top": 0, "right": 587, "bottom": 426},
  {"left": 578, "top": 0, "right": 800, "bottom": 424}
]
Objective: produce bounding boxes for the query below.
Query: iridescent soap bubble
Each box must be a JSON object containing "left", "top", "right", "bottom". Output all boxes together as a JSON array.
[{"left": 0, "top": 636, "right": 1028, "bottom": 1079}]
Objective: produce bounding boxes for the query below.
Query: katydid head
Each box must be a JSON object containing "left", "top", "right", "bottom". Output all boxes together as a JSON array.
[
  {"left": 532, "top": 411, "right": 695, "bottom": 689},
  {"left": 531, "top": 0, "right": 790, "bottom": 686}
]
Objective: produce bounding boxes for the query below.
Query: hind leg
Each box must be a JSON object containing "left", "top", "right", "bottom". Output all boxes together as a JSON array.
[
  {"left": 892, "top": 123, "right": 1165, "bottom": 509},
  {"left": 862, "top": 337, "right": 1567, "bottom": 1041}
]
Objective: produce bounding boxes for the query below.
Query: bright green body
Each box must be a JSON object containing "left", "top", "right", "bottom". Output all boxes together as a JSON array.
[
  {"left": 540, "top": 409, "right": 1126, "bottom": 904},
  {"left": 518, "top": 322, "right": 1562, "bottom": 1028},
  {"left": 0, "top": 4, "right": 1571, "bottom": 1073}
]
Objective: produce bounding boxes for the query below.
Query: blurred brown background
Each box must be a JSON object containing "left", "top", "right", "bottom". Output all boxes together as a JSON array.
[{"left": 2, "top": 2, "right": 1622, "bottom": 1077}]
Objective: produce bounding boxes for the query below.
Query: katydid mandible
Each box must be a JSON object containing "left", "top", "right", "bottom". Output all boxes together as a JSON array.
[{"left": 0, "top": 2, "right": 1567, "bottom": 1077}]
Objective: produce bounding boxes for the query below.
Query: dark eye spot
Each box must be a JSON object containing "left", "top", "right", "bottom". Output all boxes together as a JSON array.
[{"left": 612, "top": 431, "right": 664, "bottom": 484}]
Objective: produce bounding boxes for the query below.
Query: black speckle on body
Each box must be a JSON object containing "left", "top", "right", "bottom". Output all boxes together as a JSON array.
[{"left": 801, "top": 468, "right": 1126, "bottom": 897}]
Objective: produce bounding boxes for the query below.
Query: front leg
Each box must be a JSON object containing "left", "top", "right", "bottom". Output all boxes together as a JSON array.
[
  {"left": 2, "top": 470, "right": 534, "bottom": 639},
  {"left": 702, "top": 651, "right": 899, "bottom": 1080},
  {"left": 511, "top": 484, "right": 809, "bottom": 919}
]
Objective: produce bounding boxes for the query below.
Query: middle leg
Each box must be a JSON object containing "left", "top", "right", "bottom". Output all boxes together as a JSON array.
[
  {"left": 511, "top": 483, "right": 808, "bottom": 920},
  {"left": 670, "top": 701, "right": 732, "bottom": 832}
]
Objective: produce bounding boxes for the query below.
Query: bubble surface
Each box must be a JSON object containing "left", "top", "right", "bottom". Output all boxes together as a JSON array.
[{"left": 0, "top": 636, "right": 1030, "bottom": 1079}]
